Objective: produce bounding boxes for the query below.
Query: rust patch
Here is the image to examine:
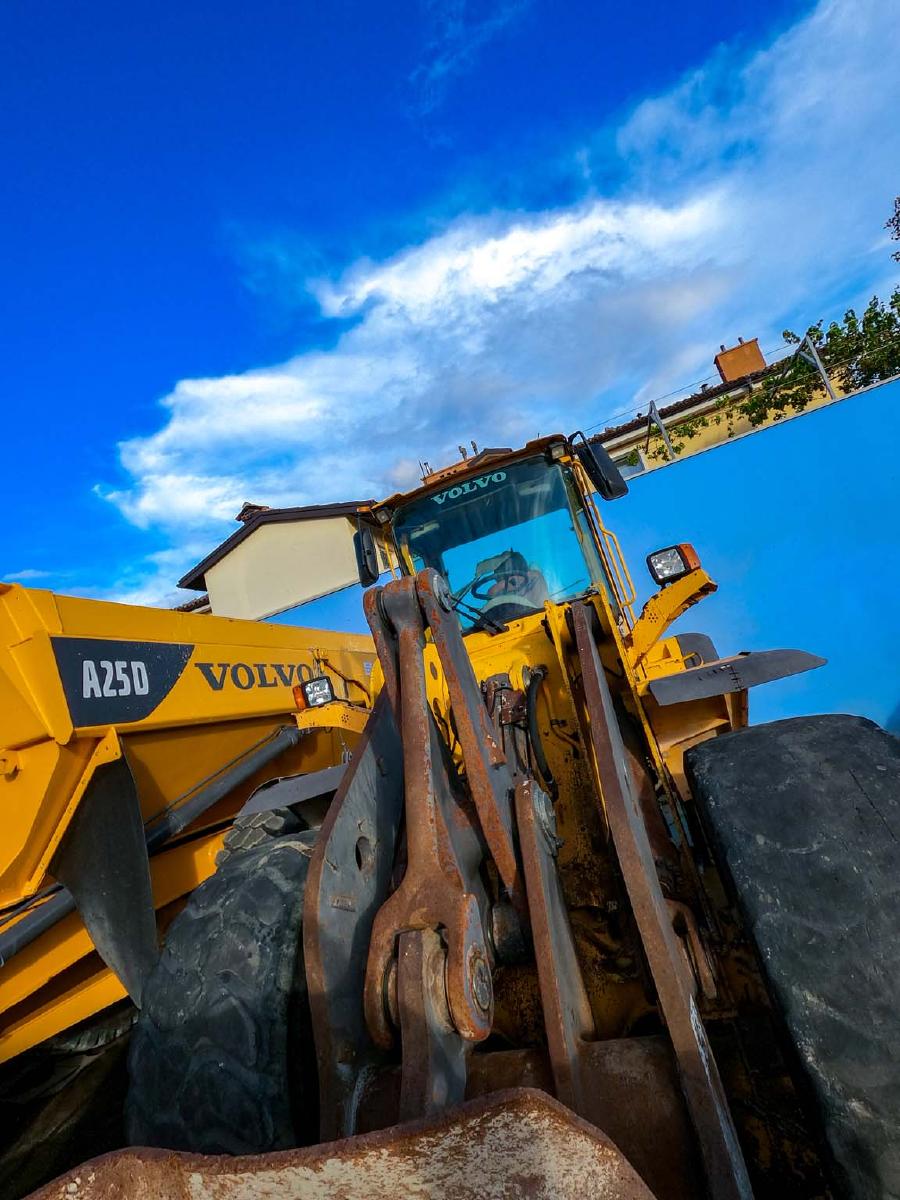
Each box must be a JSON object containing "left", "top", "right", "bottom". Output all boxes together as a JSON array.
[
  {"left": 27, "top": 1090, "right": 657, "bottom": 1200},
  {"left": 571, "top": 604, "right": 752, "bottom": 1200}
]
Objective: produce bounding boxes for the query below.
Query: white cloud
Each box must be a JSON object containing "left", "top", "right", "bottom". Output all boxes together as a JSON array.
[
  {"left": 89, "top": 545, "right": 214, "bottom": 609},
  {"left": 313, "top": 193, "right": 724, "bottom": 316},
  {"left": 5, "top": 568, "right": 52, "bottom": 582},
  {"left": 410, "top": 0, "right": 531, "bottom": 117},
  {"left": 102, "top": 0, "right": 900, "bottom": 601}
]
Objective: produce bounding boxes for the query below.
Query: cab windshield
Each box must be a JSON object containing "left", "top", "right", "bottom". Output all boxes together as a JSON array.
[{"left": 392, "top": 456, "right": 604, "bottom": 630}]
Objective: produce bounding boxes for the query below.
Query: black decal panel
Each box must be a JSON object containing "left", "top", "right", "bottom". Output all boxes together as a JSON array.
[{"left": 51, "top": 637, "right": 193, "bottom": 727}]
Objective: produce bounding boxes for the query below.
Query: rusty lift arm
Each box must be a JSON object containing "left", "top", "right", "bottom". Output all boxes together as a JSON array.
[{"left": 304, "top": 568, "right": 752, "bottom": 1199}]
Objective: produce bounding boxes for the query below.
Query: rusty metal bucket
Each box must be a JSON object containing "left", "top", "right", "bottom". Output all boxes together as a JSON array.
[{"left": 28, "top": 1090, "right": 657, "bottom": 1200}]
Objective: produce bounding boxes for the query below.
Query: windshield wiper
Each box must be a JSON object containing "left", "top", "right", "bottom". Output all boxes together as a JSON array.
[
  {"left": 473, "top": 614, "right": 509, "bottom": 635},
  {"left": 450, "top": 594, "right": 508, "bottom": 635}
]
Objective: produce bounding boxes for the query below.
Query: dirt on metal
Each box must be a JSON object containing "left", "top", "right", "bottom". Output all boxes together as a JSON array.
[{"left": 27, "top": 1090, "right": 656, "bottom": 1200}]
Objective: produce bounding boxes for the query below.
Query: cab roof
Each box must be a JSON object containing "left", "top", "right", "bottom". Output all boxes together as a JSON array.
[{"left": 368, "top": 433, "right": 569, "bottom": 520}]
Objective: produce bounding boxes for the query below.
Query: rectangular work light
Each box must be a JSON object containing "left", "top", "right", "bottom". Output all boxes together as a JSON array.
[
  {"left": 646, "top": 543, "right": 700, "bottom": 587},
  {"left": 294, "top": 676, "right": 335, "bottom": 708}
]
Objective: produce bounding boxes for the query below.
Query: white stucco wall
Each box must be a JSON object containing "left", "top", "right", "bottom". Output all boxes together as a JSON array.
[{"left": 204, "top": 517, "right": 360, "bottom": 619}]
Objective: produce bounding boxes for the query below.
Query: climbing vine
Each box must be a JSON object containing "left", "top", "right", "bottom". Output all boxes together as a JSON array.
[
  {"left": 887, "top": 195, "right": 900, "bottom": 263},
  {"left": 642, "top": 284, "right": 900, "bottom": 462},
  {"left": 737, "top": 285, "right": 900, "bottom": 427}
]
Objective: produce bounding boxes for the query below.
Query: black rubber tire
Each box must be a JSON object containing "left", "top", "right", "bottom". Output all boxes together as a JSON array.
[
  {"left": 686, "top": 715, "right": 900, "bottom": 1200},
  {"left": 126, "top": 834, "right": 316, "bottom": 1154},
  {"left": 48, "top": 1003, "right": 137, "bottom": 1056},
  {"left": 215, "top": 807, "right": 305, "bottom": 867},
  {"left": 0, "top": 1002, "right": 136, "bottom": 1199}
]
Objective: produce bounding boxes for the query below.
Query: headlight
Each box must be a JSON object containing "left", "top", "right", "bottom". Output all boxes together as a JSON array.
[
  {"left": 295, "top": 676, "right": 335, "bottom": 708},
  {"left": 646, "top": 543, "right": 700, "bottom": 586}
]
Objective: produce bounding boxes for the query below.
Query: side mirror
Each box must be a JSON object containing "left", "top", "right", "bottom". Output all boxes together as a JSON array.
[
  {"left": 574, "top": 441, "right": 628, "bottom": 500},
  {"left": 353, "top": 525, "right": 380, "bottom": 587}
]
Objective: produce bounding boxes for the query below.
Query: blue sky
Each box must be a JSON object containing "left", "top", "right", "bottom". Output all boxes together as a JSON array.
[{"left": 3, "top": 0, "right": 898, "bottom": 643}]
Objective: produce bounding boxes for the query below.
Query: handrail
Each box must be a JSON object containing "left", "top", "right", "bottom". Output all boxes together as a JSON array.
[{"left": 572, "top": 459, "right": 636, "bottom": 626}]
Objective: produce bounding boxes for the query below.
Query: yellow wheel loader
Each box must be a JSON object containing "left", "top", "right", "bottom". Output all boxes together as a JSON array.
[{"left": 2, "top": 434, "right": 898, "bottom": 1200}]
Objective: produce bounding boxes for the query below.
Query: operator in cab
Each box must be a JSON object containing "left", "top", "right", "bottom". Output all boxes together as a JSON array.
[{"left": 471, "top": 550, "right": 550, "bottom": 624}]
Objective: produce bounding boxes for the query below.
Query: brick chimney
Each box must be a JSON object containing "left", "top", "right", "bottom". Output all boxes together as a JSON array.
[
  {"left": 235, "top": 502, "right": 271, "bottom": 524},
  {"left": 714, "top": 337, "right": 766, "bottom": 383}
]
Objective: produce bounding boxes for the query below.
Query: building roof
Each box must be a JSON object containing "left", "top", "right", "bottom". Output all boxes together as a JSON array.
[
  {"left": 589, "top": 362, "right": 779, "bottom": 448},
  {"left": 178, "top": 500, "right": 372, "bottom": 591},
  {"left": 174, "top": 593, "right": 211, "bottom": 612}
]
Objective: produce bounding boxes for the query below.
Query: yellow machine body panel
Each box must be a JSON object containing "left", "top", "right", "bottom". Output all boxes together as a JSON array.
[
  {"left": 0, "top": 582, "right": 374, "bottom": 1061},
  {"left": 0, "top": 583, "right": 374, "bottom": 903}
]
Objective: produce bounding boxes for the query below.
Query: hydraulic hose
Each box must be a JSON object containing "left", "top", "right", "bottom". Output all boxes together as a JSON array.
[{"left": 526, "top": 667, "right": 558, "bottom": 801}]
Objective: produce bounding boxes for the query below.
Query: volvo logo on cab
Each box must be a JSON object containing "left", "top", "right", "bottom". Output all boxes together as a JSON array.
[
  {"left": 194, "top": 661, "right": 316, "bottom": 691},
  {"left": 431, "top": 471, "right": 506, "bottom": 505}
]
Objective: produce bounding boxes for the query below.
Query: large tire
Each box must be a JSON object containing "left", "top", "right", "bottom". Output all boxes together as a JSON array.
[
  {"left": 686, "top": 715, "right": 900, "bottom": 1200},
  {"left": 0, "top": 1005, "right": 134, "bottom": 1200},
  {"left": 126, "top": 834, "right": 316, "bottom": 1154},
  {"left": 215, "top": 807, "right": 306, "bottom": 866}
]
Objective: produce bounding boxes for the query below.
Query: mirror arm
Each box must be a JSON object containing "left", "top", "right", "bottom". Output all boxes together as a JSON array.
[{"left": 568, "top": 430, "right": 628, "bottom": 501}]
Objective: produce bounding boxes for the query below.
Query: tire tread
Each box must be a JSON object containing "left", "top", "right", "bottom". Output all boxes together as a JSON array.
[
  {"left": 126, "top": 834, "right": 315, "bottom": 1154},
  {"left": 686, "top": 715, "right": 900, "bottom": 1199}
]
